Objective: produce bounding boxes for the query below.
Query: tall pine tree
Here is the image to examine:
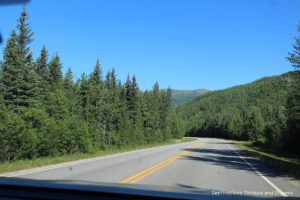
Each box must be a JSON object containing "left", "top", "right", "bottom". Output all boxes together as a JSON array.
[
  {"left": 90, "top": 59, "right": 102, "bottom": 86},
  {"left": 1, "top": 7, "right": 37, "bottom": 112},
  {"left": 286, "top": 20, "right": 300, "bottom": 153},
  {"left": 1, "top": 30, "right": 22, "bottom": 111},
  {"left": 35, "top": 46, "right": 50, "bottom": 97},
  {"left": 49, "top": 54, "right": 63, "bottom": 86}
]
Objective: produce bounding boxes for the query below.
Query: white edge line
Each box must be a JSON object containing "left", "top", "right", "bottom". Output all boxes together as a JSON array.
[
  {"left": 1, "top": 139, "right": 200, "bottom": 178},
  {"left": 227, "top": 143, "right": 287, "bottom": 197}
]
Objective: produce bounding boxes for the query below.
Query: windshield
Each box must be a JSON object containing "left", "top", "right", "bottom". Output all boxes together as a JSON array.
[{"left": 0, "top": 0, "right": 299, "bottom": 199}]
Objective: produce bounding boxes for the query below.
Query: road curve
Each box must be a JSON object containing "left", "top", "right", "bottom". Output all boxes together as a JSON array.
[{"left": 4, "top": 138, "right": 300, "bottom": 198}]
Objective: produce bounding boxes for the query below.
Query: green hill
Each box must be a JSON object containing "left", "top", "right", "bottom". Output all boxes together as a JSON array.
[
  {"left": 171, "top": 89, "right": 209, "bottom": 106},
  {"left": 177, "top": 73, "right": 291, "bottom": 148}
]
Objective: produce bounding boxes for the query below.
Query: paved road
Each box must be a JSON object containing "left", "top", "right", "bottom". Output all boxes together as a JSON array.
[{"left": 5, "top": 138, "right": 300, "bottom": 197}]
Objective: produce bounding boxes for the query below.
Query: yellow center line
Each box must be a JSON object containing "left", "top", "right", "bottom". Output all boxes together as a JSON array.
[{"left": 120, "top": 142, "right": 204, "bottom": 184}]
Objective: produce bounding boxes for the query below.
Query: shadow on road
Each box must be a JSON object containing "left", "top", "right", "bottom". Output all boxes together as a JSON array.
[{"left": 182, "top": 147, "right": 289, "bottom": 179}]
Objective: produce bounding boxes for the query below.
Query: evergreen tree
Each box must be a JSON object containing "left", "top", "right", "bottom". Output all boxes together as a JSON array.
[
  {"left": 35, "top": 46, "right": 50, "bottom": 97},
  {"left": 287, "top": 21, "right": 300, "bottom": 69},
  {"left": 158, "top": 87, "right": 172, "bottom": 132},
  {"left": 90, "top": 59, "right": 102, "bottom": 85},
  {"left": 243, "top": 107, "right": 264, "bottom": 142},
  {"left": 16, "top": 7, "right": 33, "bottom": 63},
  {"left": 23, "top": 50, "right": 40, "bottom": 108},
  {"left": 1, "top": 7, "right": 37, "bottom": 112},
  {"left": 124, "top": 75, "right": 139, "bottom": 122},
  {"left": 15, "top": 7, "right": 38, "bottom": 108},
  {"left": 88, "top": 63, "right": 106, "bottom": 146},
  {"left": 79, "top": 73, "right": 90, "bottom": 121},
  {"left": 49, "top": 54, "right": 63, "bottom": 86},
  {"left": 105, "top": 70, "right": 111, "bottom": 89},
  {"left": 63, "top": 68, "right": 74, "bottom": 91},
  {"left": 152, "top": 82, "right": 161, "bottom": 140},
  {"left": 1, "top": 30, "right": 22, "bottom": 111},
  {"left": 110, "top": 68, "right": 117, "bottom": 89},
  {"left": 140, "top": 90, "right": 154, "bottom": 142},
  {"left": 63, "top": 68, "right": 80, "bottom": 115},
  {"left": 286, "top": 20, "right": 300, "bottom": 153}
]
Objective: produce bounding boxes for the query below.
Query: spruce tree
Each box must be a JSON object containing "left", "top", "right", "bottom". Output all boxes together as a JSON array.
[
  {"left": 140, "top": 90, "right": 154, "bottom": 142},
  {"left": 1, "top": 30, "right": 22, "bottom": 111},
  {"left": 16, "top": 7, "right": 33, "bottom": 61},
  {"left": 152, "top": 82, "right": 161, "bottom": 140},
  {"left": 89, "top": 62, "right": 105, "bottom": 128},
  {"left": 79, "top": 73, "right": 90, "bottom": 121},
  {"left": 23, "top": 50, "right": 40, "bottom": 108},
  {"left": 90, "top": 59, "right": 102, "bottom": 85},
  {"left": 286, "top": 20, "right": 300, "bottom": 153},
  {"left": 63, "top": 68, "right": 74, "bottom": 90},
  {"left": 16, "top": 7, "right": 38, "bottom": 107},
  {"left": 49, "top": 54, "right": 63, "bottom": 86},
  {"left": 124, "top": 75, "right": 132, "bottom": 105},
  {"left": 35, "top": 46, "right": 50, "bottom": 96},
  {"left": 1, "top": 7, "right": 37, "bottom": 112},
  {"left": 105, "top": 70, "right": 111, "bottom": 89},
  {"left": 110, "top": 68, "right": 117, "bottom": 89},
  {"left": 158, "top": 87, "right": 172, "bottom": 132},
  {"left": 287, "top": 21, "right": 300, "bottom": 69}
]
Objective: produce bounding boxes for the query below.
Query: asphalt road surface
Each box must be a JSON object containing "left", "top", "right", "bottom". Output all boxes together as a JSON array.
[{"left": 4, "top": 138, "right": 300, "bottom": 198}]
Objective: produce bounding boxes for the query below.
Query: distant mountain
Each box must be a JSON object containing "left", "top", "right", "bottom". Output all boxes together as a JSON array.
[{"left": 171, "top": 89, "right": 209, "bottom": 106}]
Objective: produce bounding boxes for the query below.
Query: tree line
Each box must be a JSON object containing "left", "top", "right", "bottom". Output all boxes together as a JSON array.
[
  {"left": 0, "top": 8, "right": 184, "bottom": 162},
  {"left": 177, "top": 21, "right": 300, "bottom": 154},
  {"left": 286, "top": 21, "right": 300, "bottom": 154}
]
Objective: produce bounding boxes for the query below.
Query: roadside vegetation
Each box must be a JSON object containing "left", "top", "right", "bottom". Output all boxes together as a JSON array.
[
  {"left": 234, "top": 141, "right": 300, "bottom": 178},
  {"left": 0, "top": 8, "right": 185, "bottom": 164}
]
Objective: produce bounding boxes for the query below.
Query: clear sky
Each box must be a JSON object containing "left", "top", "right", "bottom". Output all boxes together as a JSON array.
[{"left": 0, "top": 0, "right": 299, "bottom": 90}]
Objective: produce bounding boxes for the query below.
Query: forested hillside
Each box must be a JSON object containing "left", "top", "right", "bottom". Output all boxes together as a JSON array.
[
  {"left": 177, "top": 19, "right": 300, "bottom": 154},
  {"left": 0, "top": 8, "right": 184, "bottom": 162},
  {"left": 177, "top": 73, "right": 292, "bottom": 149},
  {"left": 171, "top": 89, "right": 209, "bottom": 106}
]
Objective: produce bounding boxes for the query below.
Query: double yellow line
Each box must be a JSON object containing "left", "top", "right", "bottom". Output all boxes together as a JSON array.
[{"left": 120, "top": 143, "right": 202, "bottom": 184}]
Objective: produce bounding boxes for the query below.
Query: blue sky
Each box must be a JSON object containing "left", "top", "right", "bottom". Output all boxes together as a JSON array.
[{"left": 0, "top": 0, "right": 299, "bottom": 90}]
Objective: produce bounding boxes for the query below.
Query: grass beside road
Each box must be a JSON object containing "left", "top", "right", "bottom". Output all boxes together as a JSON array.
[
  {"left": 0, "top": 137, "right": 196, "bottom": 175},
  {"left": 234, "top": 141, "right": 300, "bottom": 180}
]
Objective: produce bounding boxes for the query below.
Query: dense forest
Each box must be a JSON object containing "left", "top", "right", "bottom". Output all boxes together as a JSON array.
[
  {"left": 0, "top": 8, "right": 185, "bottom": 162},
  {"left": 177, "top": 21, "right": 300, "bottom": 154}
]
